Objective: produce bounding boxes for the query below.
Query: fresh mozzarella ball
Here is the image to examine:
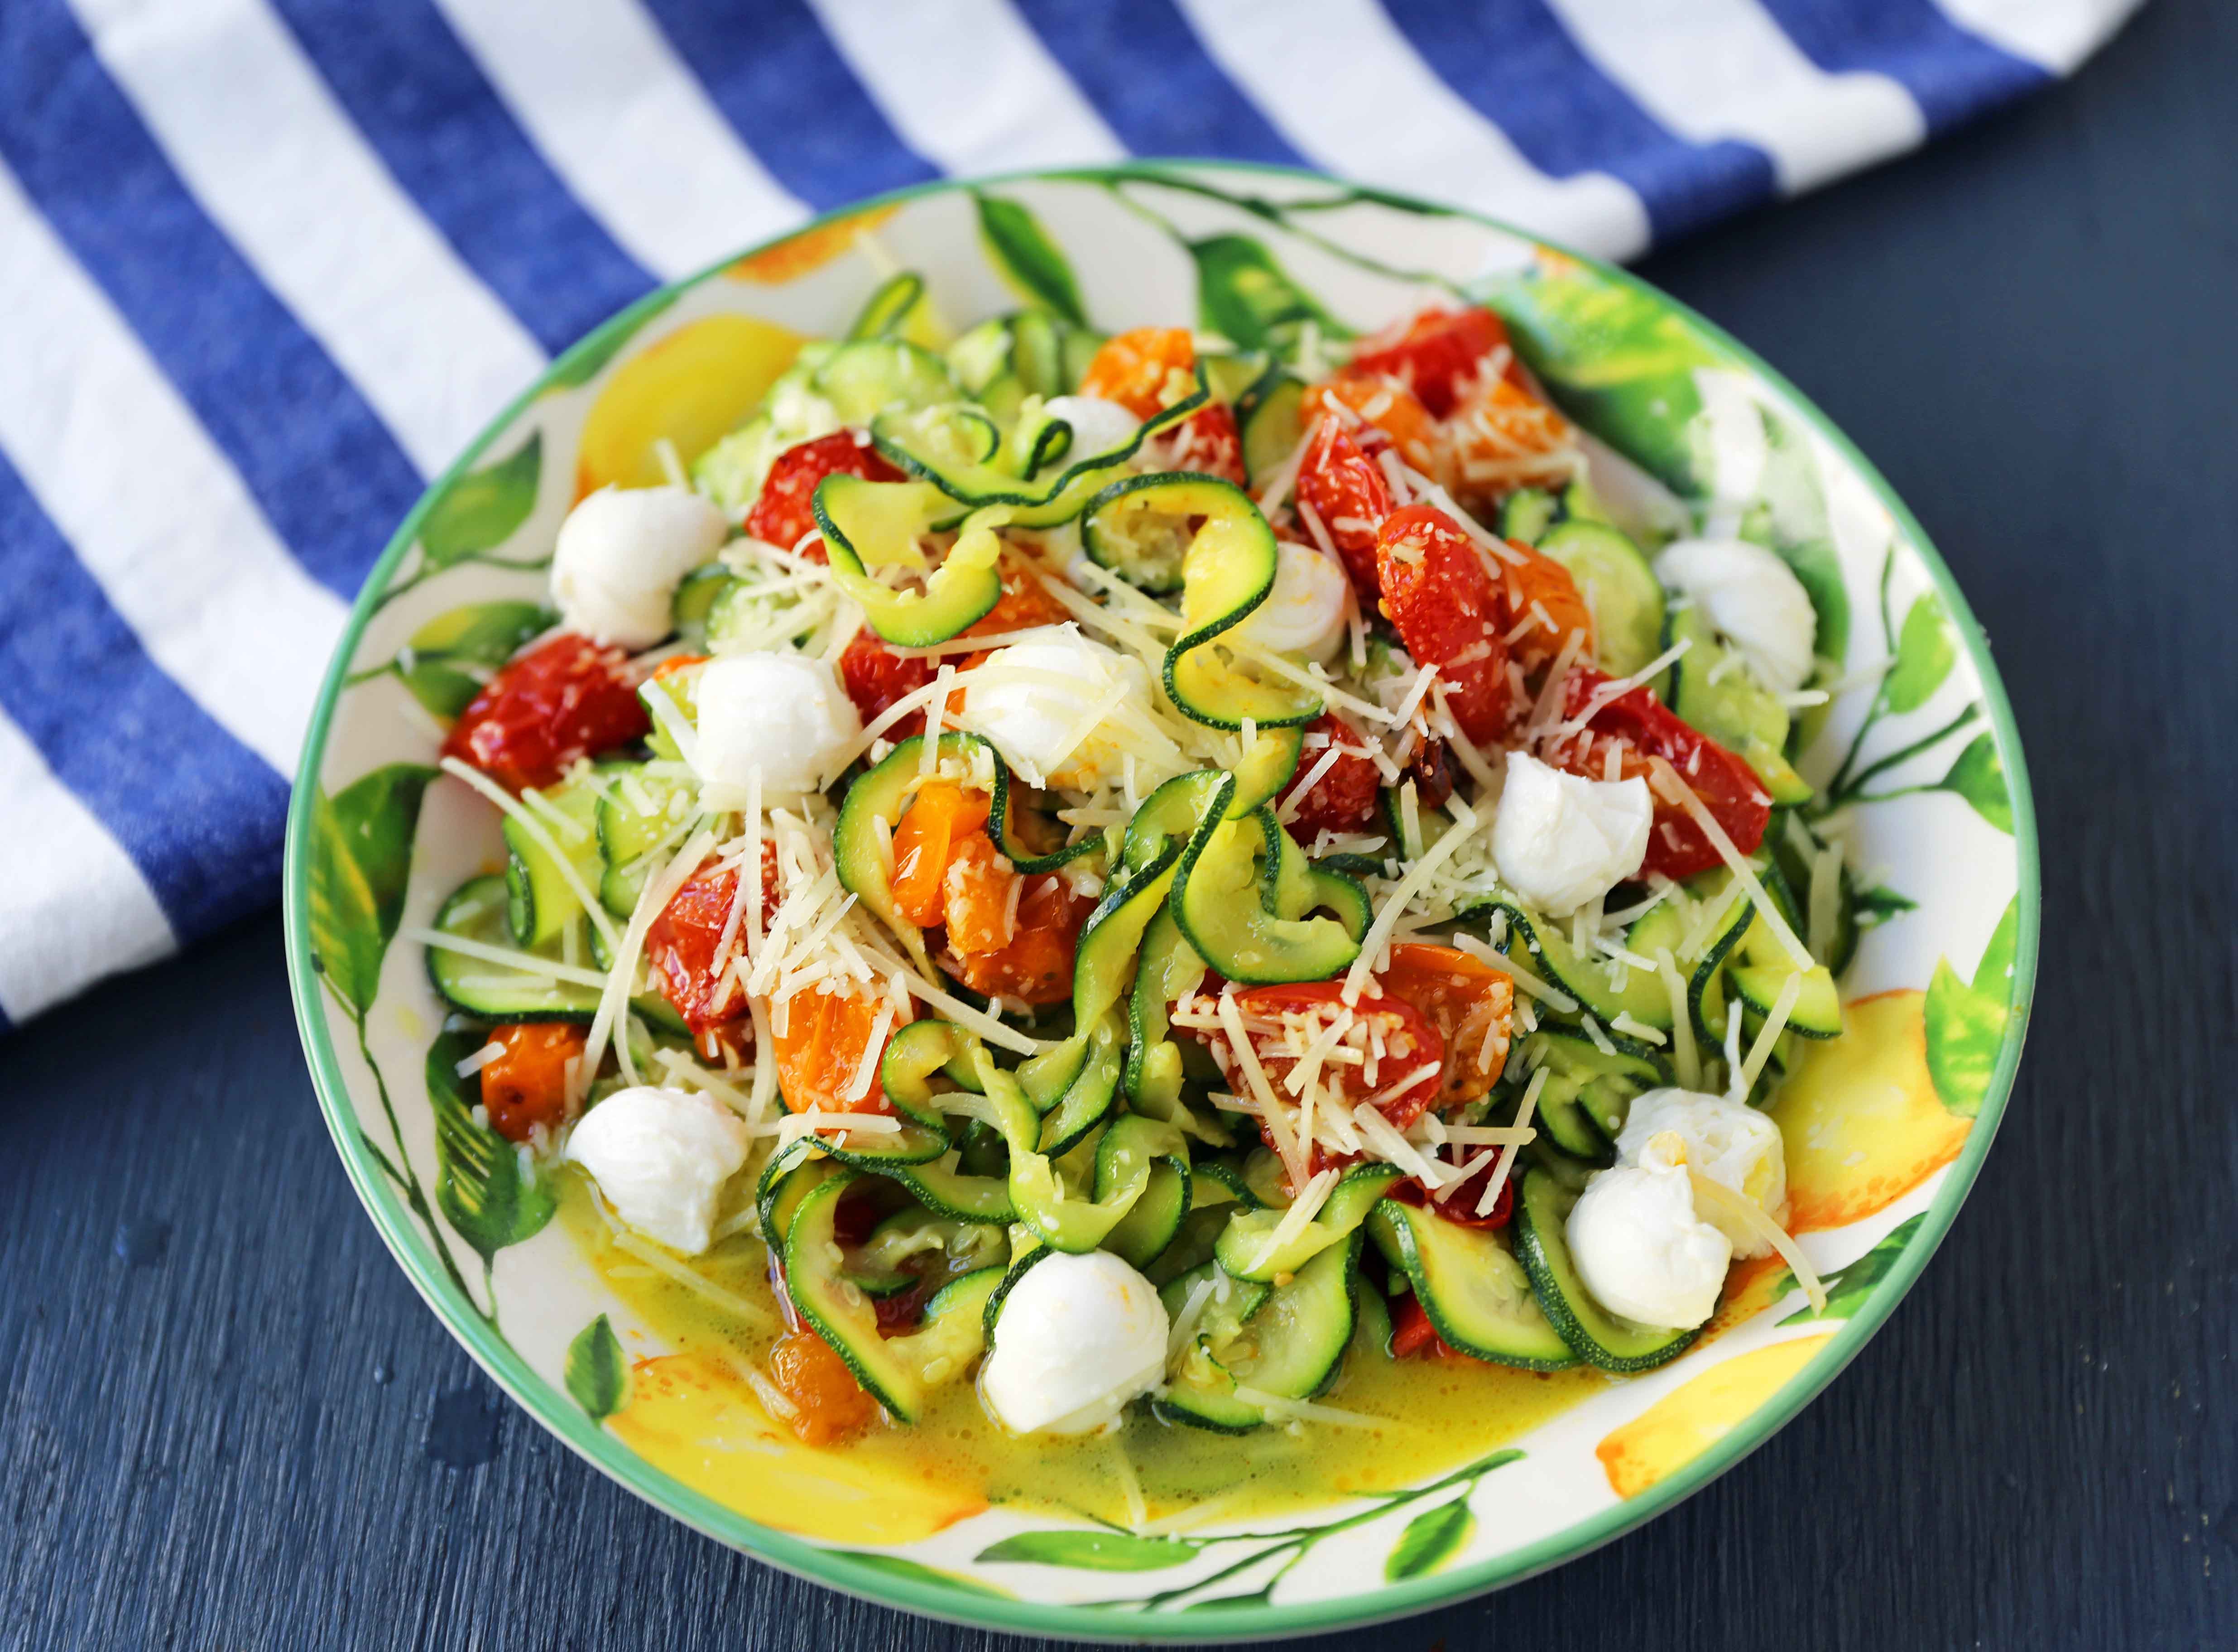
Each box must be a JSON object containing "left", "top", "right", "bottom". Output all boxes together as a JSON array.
[
  {"left": 1235, "top": 541, "right": 1350, "bottom": 664},
  {"left": 1492, "top": 751, "right": 1653, "bottom": 915},
  {"left": 961, "top": 624, "right": 1153, "bottom": 791},
  {"left": 980, "top": 1251, "right": 1169, "bottom": 1435},
  {"left": 1566, "top": 1151, "right": 1732, "bottom": 1330},
  {"left": 1037, "top": 396, "right": 1141, "bottom": 467},
  {"left": 567, "top": 1085, "right": 749, "bottom": 1255},
  {"left": 695, "top": 651, "right": 860, "bottom": 798},
  {"left": 1653, "top": 538, "right": 1817, "bottom": 695},
  {"left": 552, "top": 485, "right": 729, "bottom": 649},
  {"left": 1615, "top": 1089, "right": 1788, "bottom": 1257}
]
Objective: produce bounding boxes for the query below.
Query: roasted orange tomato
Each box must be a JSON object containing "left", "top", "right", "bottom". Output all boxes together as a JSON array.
[
  {"left": 476, "top": 1023, "right": 587, "bottom": 1142},
  {"left": 769, "top": 983, "right": 909, "bottom": 1116},
  {"left": 1078, "top": 326, "right": 1197, "bottom": 419},
  {"left": 768, "top": 1329, "right": 879, "bottom": 1444}
]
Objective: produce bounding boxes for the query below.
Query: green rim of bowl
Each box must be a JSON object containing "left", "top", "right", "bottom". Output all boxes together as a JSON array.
[{"left": 284, "top": 160, "right": 2040, "bottom": 1643}]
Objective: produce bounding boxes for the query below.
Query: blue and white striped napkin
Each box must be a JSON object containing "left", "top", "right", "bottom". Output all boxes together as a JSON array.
[{"left": 0, "top": 0, "right": 2137, "bottom": 1025}]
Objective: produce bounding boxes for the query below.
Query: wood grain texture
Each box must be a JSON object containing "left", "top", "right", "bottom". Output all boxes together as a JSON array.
[{"left": 4, "top": 5, "right": 2235, "bottom": 1647}]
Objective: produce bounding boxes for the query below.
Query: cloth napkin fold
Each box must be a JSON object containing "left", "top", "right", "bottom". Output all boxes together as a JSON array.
[{"left": 0, "top": 0, "right": 2138, "bottom": 1026}]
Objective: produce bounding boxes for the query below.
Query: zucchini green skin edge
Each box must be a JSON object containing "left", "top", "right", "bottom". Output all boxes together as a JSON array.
[
  {"left": 1170, "top": 774, "right": 1366, "bottom": 985},
  {"left": 832, "top": 731, "right": 1099, "bottom": 946},
  {"left": 1155, "top": 1232, "right": 1361, "bottom": 1433},
  {"left": 1214, "top": 1162, "right": 1400, "bottom": 1282},
  {"left": 427, "top": 874, "right": 683, "bottom": 1031},
  {"left": 869, "top": 370, "right": 1208, "bottom": 521},
  {"left": 1156, "top": 475, "right": 1321, "bottom": 731},
  {"left": 1367, "top": 1201, "right": 1577, "bottom": 1371},
  {"left": 1509, "top": 1167, "right": 1699, "bottom": 1373},
  {"left": 812, "top": 473, "right": 1003, "bottom": 647},
  {"left": 1487, "top": 890, "right": 1674, "bottom": 1030},
  {"left": 783, "top": 1173, "right": 997, "bottom": 1421}
]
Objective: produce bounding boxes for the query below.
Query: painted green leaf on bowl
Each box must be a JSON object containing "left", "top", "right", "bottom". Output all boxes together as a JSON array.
[
  {"left": 977, "top": 1529, "right": 1203, "bottom": 1571},
  {"left": 422, "top": 430, "right": 542, "bottom": 568},
  {"left": 1385, "top": 1497, "right": 1476, "bottom": 1581},
  {"left": 565, "top": 1314, "right": 629, "bottom": 1421},
  {"left": 307, "top": 763, "right": 435, "bottom": 1018},
  {"left": 975, "top": 193, "right": 1086, "bottom": 327},
  {"left": 428, "top": 1030, "right": 557, "bottom": 1268}
]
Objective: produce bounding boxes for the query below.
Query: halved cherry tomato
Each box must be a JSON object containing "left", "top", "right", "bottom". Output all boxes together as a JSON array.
[
  {"left": 941, "top": 838, "right": 1087, "bottom": 1006},
  {"left": 1294, "top": 416, "right": 1392, "bottom": 598},
  {"left": 1224, "top": 980, "right": 1447, "bottom": 1133},
  {"left": 1145, "top": 399, "right": 1247, "bottom": 487},
  {"left": 745, "top": 431, "right": 903, "bottom": 554},
  {"left": 476, "top": 1023, "right": 587, "bottom": 1142},
  {"left": 1498, "top": 542, "right": 1595, "bottom": 672},
  {"left": 1406, "top": 737, "right": 1455, "bottom": 813},
  {"left": 1377, "top": 942, "right": 1513, "bottom": 1111},
  {"left": 1302, "top": 375, "right": 1443, "bottom": 482},
  {"left": 888, "top": 781, "right": 993, "bottom": 929},
  {"left": 442, "top": 633, "right": 649, "bottom": 793},
  {"left": 769, "top": 983, "right": 909, "bottom": 1115},
  {"left": 1374, "top": 504, "right": 1511, "bottom": 745},
  {"left": 1444, "top": 372, "right": 1579, "bottom": 500},
  {"left": 838, "top": 629, "right": 937, "bottom": 738},
  {"left": 644, "top": 844, "right": 779, "bottom": 1033},
  {"left": 1277, "top": 712, "right": 1383, "bottom": 841},
  {"left": 1347, "top": 306, "right": 1512, "bottom": 419},
  {"left": 1545, "top": 666, "right": 1772, "bottom": 881},
  {"left": 768, "top": 1329, "right": 878, "bottom": 1444},
  {"left": 1389, "top": 1290, "right": 1445, "bottom": 1358},
  {"left": 1078, "top": 327, "right": 1196, "bottom": 419}
]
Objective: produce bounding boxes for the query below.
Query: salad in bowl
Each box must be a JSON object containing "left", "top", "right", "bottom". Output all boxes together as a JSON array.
[{"left": 292, "top": 166, "right": 2031, "bottom": 1638}]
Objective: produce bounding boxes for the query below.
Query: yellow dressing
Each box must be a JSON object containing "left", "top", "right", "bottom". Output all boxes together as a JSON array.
[{"left": 562, "top": 1186, "right": 1609, "bottom": 1531}]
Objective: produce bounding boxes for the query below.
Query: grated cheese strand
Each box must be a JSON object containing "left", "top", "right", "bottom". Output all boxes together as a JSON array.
[
  {"left": 1689, "top": 1172, "right": 1826, "bottom": 1312},
  {"left": 1647, "top": 758, "right": 1813, "bottom": 970}
]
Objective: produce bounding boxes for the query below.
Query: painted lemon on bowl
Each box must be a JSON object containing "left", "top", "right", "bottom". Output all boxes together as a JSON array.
[{"left": 287, "top": 165, "right": 2035, "bottom": 1641}]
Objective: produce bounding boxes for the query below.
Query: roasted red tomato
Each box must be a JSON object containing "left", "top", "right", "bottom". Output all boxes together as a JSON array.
[
  {"left": 1374, "top": 504, "right": 1511, "bottom": 745},
  {"left": 442, "top": 633, "right": 648, "bottom": 792},
  {"left": 1277, "top": 713, "right": 1383, "bottom": 841},
  {"left": 643, "top": 843, "right": 780, "bottom": 1033},
  {"left": 1376, "top": 942, "right": 1513, "bottom": 1112},
  {"left": 1347, "top": 306, "right": 1511, "bottom": 419},
  {"left": 476, "top": 1023, "right": 587, "bottom": 1143},
  {"left": 838, "top": 629, "right": 937, "bottom": 739},
  {"left": 1220, "top": 980, "right": 1447, "bottom": 1134},
  {"left": 1295, "top": 416, "right": 1393, "bottom": 599},
  {"left": 1146, "top": 399, "right": 1247, "bottom": 487},
  {"left": 1545, "top": 666, "right": 1772, "bottom": 881},
  {"left": 744, "top": 431, "right": 902, "bottom": 555}
]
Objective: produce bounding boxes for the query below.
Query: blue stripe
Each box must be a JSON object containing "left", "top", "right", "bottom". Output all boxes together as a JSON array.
[
  {"left": 1755, "top": 0, "right": 2048, "bottom": 134},
  {"left": 1380, "top": 0, "right": 1777, "bottom": 242},
  {"left": 1013, "top": 0, "right": 1304, "bottom": 166},
  {"left": 0, "top": 0, "right": 421, "bottom": 601},
  {"left": 640, "top": 0, "right": 939, "bottom": 207},
  {"left": 0, "top": 454, "right": 290, "bottom": 941},
  {"left": 274, "top": 0, "right": 657, "bottom": 355}
]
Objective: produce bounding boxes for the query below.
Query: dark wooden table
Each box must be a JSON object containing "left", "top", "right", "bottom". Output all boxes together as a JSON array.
[{"left": 6, "top": 5, "right": 2234, "bottom": 1648}]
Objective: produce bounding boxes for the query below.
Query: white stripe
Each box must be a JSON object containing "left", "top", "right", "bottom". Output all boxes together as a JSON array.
[
  {"left": 1933, "top": 0, "right": 2143, "bottom": 73},
  {"left": 1543, "top": 0, "right": 1926, "bottom": 194},
  {"left": 1171, "top": 0, "right": 1649, "bottom": 260},
  {"left": 806, "top": 0, "right": 1125, "bottom": 174},
  {"left": 435, "top": 0, "right": 807, "bottom": 280},
  {"left": 69, "top": 0, "right": 545, "bottom": 476},
  {"left": 0, "top": 711, "right": 175, "bottom": 1021},
  {"left": 0, "top": 158, "right": 346, "bottom": 774}
]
